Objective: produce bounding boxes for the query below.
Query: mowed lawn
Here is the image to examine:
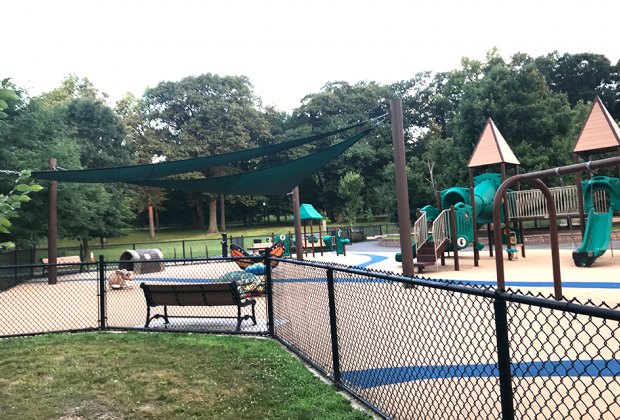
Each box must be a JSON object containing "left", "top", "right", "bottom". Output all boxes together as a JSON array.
[{"left": 0, "top": 333, "right": 369, "bottom": 419}]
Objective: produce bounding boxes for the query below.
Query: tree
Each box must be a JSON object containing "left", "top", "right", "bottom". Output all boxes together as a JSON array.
[
  {"left": 288, "top": 81, "right": 394, "bottom": 220},
  {"left": 0, "top": 80, "right": 134, "bottom": 251},
  {"left": 142, "top": 74, "right": 270, "bottom": 232},
  {"left": 0, "top": 79, "right": 20, "bottom": 119},
  {"left": 337, "top": 172, "right": 365, "bottom": 226},
  {"left": 66, "top": 97, "right": 130, "bottom": 168},
  {"left": 0, "top": 171, "right": 43, "bottom": 250}
]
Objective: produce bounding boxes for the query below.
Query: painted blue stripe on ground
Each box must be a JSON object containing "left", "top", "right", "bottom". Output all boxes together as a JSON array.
[
  {"left": 341, "top": 359, "right": 620, "bottom": 388},
  {"left": 353, "top": 253, "right": 389, "bottom": 268}
]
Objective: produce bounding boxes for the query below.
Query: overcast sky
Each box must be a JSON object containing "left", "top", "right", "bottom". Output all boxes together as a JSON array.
[{"left": 5, "top": 0, "right": 619, "bottom": 112}]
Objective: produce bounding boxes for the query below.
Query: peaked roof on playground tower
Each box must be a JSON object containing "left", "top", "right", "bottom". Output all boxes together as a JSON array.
[
  {"left": 467, "top": 118, "right": 520, "bottom": 168},
  {"left": 573, "top": 96, "right": 620, "bottom": 154}
]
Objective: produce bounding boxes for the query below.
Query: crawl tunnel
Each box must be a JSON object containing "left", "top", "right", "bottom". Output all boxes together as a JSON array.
[
  {"left": 439, "top": 173, "right": 503, "bottom": 224},
  {"left": 118, "top": 249, "right": 165, "bottom": 274}
]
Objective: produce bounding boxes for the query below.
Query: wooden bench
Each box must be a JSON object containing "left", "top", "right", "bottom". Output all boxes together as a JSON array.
[
  {"left": 139, "top": 282, "right": 257, "bottom": 331},
  {"left": 41, "top": 256, "right": 84, "bottom": 274}
]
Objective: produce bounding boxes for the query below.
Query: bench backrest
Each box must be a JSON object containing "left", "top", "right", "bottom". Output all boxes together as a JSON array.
[
  {"left": 41, "top": 256, "right": 82, "bottom": 265},
  {"left": 140, "top": 282, "right": 242, "bottom": 307}
]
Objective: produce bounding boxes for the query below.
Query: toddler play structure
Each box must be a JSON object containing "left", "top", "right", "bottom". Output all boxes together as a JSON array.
[{"left": 401, "top": 97, "right": 620, "bottom": 271}]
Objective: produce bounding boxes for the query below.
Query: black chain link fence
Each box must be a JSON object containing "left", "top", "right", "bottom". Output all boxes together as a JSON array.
[
  {"left": 1, "top": 255, "right": 619, "bottom": 419},
  {"left": 271, "top": 260, "right": 620, "bottom": 419},
  {"left": 0, "top": 256, "right": 269, "bottom": 338}
]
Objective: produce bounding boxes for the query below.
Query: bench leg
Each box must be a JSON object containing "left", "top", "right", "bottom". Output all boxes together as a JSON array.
[
  {"left": 236, "top": 306, "right": 242, "bottom": 331},
  {"left": 163, "top": 306, "right": 169, "bottom": 324},
  {"left": 145, "top": 307, "right": 151, "bottom": 328},
  {"left": 251, "top": 301, "right": 257, "bottom": 326}
]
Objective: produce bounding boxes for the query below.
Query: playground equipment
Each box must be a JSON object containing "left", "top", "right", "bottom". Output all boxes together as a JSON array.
[
  {"left": 571, "top": 176, "right": 620, "bottom": 266},
  {"left": 294, "top": 203, "right": 328, "bottom": 257},
  {"left": 118, "top": 249, "right": 165, "bottom": 274},
  {"left": 397, "top": 102, "right": 620, "bottom": 272},
  {"left": 404, "top": 172, "right": 513, "bottom": 271},
  {"left": 230, "top": 242, "right": 285, "bottom": 275},
  {"left": 335, "top": 228, "right": 350, "bottom": 256}
]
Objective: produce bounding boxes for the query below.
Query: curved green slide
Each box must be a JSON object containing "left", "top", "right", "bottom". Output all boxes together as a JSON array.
[{"left": 572, "top": 207, "right": 613, "bottom": 267}]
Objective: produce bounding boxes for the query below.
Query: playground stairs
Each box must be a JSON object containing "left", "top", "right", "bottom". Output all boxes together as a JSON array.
[{"left": 413, "top": 240, "right": 449, "bottom": 273}]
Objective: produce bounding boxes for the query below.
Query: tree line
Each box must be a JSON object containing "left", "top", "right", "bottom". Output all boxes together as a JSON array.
[{"left": 1, "top": 50, "right": 618, "bottom": 252}]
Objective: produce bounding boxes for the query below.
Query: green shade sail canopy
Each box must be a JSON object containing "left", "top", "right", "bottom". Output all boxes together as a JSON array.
[
  {"left": 299, "top": 204, "right": 324, "bottom": 220},
  {"left": 32, "top": 121, "right": 369, "bottom": 183},
  {"left": 130, "top": 128, "right": 371, "bottom": 195}
]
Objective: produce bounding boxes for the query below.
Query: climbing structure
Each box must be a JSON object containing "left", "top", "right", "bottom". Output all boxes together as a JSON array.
[
  {"left": 409, "top": 118, "right": 522, "bottom": 272},
  {"left": 406, "top": 101, "right": 620, "bottom": 272}
]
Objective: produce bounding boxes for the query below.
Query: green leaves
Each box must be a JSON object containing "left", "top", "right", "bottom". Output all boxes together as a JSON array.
[
  {"left": 338, "top": 171, "right": 365, "bottom": 226},
  {"left": 0, "top": 172, "right": 43, "bottom": 250}
]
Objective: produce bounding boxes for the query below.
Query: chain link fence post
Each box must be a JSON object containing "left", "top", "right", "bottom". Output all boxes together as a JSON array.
[
  {"left": 221, "top": 233, "right": 228, "bottom": 257},
  {"left": 264, "top": 252, "right": 274, "bottom": 337},
  {"left": 98, "top": 255, "right": 107, "bottom": 331},
  {"left": 326, "top": 268, "right": 341, "bottom": 385},
  {"left": 494, "top": 298, "right": 514, "bottom": 419}
]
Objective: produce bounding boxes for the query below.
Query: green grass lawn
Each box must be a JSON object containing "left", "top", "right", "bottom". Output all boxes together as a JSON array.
[{"left": 0, "top": 332, "right": 370, "bottom": 419}]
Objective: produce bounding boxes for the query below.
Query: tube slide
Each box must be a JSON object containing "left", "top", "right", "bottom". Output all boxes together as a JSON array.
[{"left": 572, "top": 207, "right": 613, "bottom": 267}]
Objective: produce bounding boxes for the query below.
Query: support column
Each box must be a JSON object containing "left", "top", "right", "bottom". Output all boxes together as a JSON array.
[
  {"left": 390, "top": 99, "right": 414, "bottom": 276},
  {"left": 147, "top": 193, "right": 155, "bottom": 240},
  {"left": 47, "top": 158, "right": 58, "bottom": 285},
  {"left": 574, "top": 154, "right": 586, "bottom": 236},
  {"left": 292, "top": 187, "right": 304, "bottom": 261},
  {"left": 450, "top": 205, "right": 459, "bottom": 271},
  {"left": 516, "top": 165, "right": 525, "bottom": 258},
  {"left": 469, "top": 168, "right": 479, "bottom": 267},
  {"left": 501, "top": 163, "right": 512, "bottom": 254},
  {"left": 219, "top": 194, "right": 226, "bottom": 232}
]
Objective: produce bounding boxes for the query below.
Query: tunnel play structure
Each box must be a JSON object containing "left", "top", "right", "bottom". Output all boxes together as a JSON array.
[{"left": 401, "top": 172, "right": 513, "bottom": 272}]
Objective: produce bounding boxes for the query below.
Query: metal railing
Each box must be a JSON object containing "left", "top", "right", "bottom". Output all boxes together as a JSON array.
[
  {"left": 432, "top": 209, "right": 450, "bottom": 270},
  {"left": 412, "top": 211, "right": 428, "bottom": 252}
]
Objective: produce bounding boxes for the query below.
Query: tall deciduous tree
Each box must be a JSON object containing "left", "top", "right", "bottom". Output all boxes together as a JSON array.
[
  {"left": 288, "top": 81, "right": 393, "bottom": 221},
  {"left": 338, "top": 172, "right": 365, "bottom": 226},
  {"left": 142, "top": 74, "right": 270, "bottom": 232}
]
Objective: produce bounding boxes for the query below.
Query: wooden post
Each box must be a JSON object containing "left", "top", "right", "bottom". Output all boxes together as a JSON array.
[
  {"left": 47, "top": 158, "right": 58, "bottom": 285},
  {"left": 501, "top": 163, "right": 512, "bottom": 255},
  {"left": 468, "top": 168, "right": 479, "bottom": 267},
  {"left": 450, "top": 205, "right": 459, "bottom": 271},
  {"left": 219, "top": 194, "right": 226, "bottom": 232},
  {"left": 292, "top": 187, "right": 304, "bottom": 260},
  {"left": 517, "top": 165, "right": 525, "bottom": 258},
  {"left": 318, "top": 222, "right": 324, "bottom": 256},
  {"left": 390, "top": 99, "right": 414, "bottom": 276},
  {"left": 574, "top": 154, "right": 586, "bottom": 236},
  {"left": 310, "top": 221, "right": 315, "bottom": 257},
  {"left": 147, "top": 193, "right": 155, "bottom": 240},
  {"left": 487, "top": 223, "right": 493, "bottom": 257}
]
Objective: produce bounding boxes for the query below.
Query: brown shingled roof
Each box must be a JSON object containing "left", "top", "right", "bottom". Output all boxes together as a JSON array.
[
  {"left": 467, "top": 118, "right": 520, "bottom": 168},
  {"left": 573, "top": 96, "right": 620, "bottom": 154}
]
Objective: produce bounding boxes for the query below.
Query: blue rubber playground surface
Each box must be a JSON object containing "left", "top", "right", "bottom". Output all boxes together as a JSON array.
[{"left": 341, "top": 359, "right": 620, "bottom": 388}]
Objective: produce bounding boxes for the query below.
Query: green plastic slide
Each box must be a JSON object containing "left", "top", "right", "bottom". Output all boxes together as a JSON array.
[{"left": 572, "top": 207, "right": 613, "bottom": 267}]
